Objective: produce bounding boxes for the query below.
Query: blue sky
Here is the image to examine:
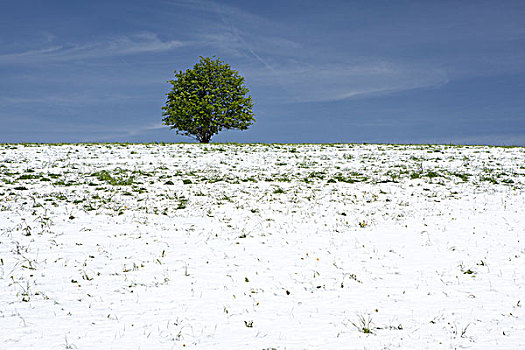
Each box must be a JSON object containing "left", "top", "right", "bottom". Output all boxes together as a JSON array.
[{"left": 1, "top": 0, "right": 524, "bottom": 144}]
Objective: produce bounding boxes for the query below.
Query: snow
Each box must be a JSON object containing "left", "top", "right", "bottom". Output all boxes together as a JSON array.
[{"left": 0, "top": 143, "right": 524, "bottom": 349}]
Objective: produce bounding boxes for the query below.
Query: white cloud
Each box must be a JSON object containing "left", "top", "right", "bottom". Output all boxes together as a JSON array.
[
  {"left": 126, "top": 122, "right": 165, "bottom": 136},
  {"left": 0, "top": 112, "right": 166, "bottom": 141},
  {"left": 243, "top": 59, "right": 449, "bottom": 103},
  {"left": 0, "top": 33, "right": 186, "bottom": 64},
  {"left": 169, "top": 0, "right": 276, "bottom": 28},
  {"left": 101, "top": 33, "right": 185, "bottom": 56},
  {"left": 167, "top": 1, "right": 448, "bottom": 102},
  {"left": 0, "top": 93, "right": 151, "bottom": 108},
  {"left": 0, "top": 1, "right": 456, "bottom": 107}
]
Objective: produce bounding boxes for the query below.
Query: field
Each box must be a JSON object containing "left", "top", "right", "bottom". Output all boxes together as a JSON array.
[{"left": 1, "top": 143, "right": 524, "bottom": 349}]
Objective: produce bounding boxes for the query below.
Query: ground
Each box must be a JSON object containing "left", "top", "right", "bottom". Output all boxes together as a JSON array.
[{"left": 0, "top": 143, "right": 524, "bottom": 349}]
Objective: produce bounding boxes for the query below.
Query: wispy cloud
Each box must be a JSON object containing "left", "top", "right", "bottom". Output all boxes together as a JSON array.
[
  {"left": 0, "top": 32, "right": 186, "bottom": 64},
  {"left": 243, "top": 59, "right": 449, "bottom": 103},
  {"left": 167, "top": 1, "right": 448, "bottom": 102},
  {"left": 77, "top": 122, "right": 168, "bottom": 142},
  {"left": 169, "top": 0, "right": 300, "bottom": 61},
  {"left": 0, "top": 93, "right": 153, "bottom": 108},
  {"left": 125, "top": 122, "right": 165, "bottom": 137},
  {"left": 0, "top": 112, "right": 166, "bottom": 142},
  {"left": 169, "top": 0, "right": 277, "bottom": 28}
]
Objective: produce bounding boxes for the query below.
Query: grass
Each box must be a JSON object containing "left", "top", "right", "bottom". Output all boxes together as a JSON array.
[
  {"left": 91, "top": 169, "right": 135, "bottom": 186},
  {"left": 351, "top": 314, "right": 376, "bottom": 334}
]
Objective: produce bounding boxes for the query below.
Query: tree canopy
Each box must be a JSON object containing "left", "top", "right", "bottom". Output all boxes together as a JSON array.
[{"left": 162, "top": 56, "right": 255, "bottom": 143}]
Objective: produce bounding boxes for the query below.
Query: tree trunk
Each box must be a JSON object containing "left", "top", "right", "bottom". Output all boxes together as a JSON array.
[{"left": 199, "top": 133, "right": 211, "bottom": 143}]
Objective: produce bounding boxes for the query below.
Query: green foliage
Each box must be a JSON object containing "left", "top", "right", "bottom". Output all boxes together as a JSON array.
[{"left": 162, "top": 56, "right": 255, "bottom": 143}]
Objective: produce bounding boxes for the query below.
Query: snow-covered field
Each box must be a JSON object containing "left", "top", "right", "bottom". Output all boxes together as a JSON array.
[{"left": 1, "top": 143, "right": 524, "bottom": 349}]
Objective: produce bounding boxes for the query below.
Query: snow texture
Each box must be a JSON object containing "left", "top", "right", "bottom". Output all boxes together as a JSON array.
[{"left": 0, "top": 143, "right": 524, "bottom": 349}]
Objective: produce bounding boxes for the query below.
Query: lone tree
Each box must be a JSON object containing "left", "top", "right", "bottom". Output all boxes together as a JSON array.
[{"left": 162, "top": 56, "right": 255, "bottom": 143}]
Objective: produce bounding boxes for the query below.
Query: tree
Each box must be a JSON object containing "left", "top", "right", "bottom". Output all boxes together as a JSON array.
[{"left": 162, "top": 56, "right": 255, "bottom": 143}]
